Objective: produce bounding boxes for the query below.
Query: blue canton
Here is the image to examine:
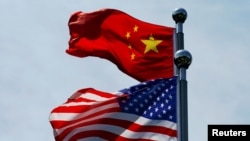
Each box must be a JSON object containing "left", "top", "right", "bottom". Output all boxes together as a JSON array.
[{"left": 118, "top": 77, "right": 177, "bottom": 123}]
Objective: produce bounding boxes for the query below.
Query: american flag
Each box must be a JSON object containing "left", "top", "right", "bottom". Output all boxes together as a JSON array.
[{"left": 49, "top": 76, "right": 177, "bottom": 141}]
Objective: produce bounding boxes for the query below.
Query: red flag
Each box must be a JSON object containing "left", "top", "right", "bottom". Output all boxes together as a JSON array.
[
  {"left": 67, "top": 9, "right": 174, "bottom": 82},
  {"left": 49, "top": 77, "right": 177, "bottom": 141}
]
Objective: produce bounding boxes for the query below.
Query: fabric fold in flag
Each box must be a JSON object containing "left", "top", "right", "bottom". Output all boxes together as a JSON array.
[
  {"left": 66, "top": 8, "right": 175, "bottom": 82},
  {"left": 49, "top": 76, "right": 177, "bottom": 141}
]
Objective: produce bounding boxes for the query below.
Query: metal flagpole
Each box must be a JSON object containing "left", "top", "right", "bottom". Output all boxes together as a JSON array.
[{"left": 172, "top": 8, "right": 192, "bottom": 141}]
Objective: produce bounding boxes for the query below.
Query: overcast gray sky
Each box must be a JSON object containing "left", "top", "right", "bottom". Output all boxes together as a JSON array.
[{"left": 1, "top": 0, "right": 250, "bottom": 141}]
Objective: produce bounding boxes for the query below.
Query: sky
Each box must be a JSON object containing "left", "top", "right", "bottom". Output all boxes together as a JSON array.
[{"left": 1, "top": 0, "right": 250, "bottom": 140}]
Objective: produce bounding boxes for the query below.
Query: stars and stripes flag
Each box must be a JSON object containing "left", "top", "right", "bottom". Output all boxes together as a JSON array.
[{"left": 49, "top": 76, "right": 177, "bottom": 141}]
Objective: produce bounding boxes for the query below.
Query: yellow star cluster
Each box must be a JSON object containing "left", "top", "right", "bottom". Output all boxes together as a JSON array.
[{"left": 125, "top": 25, "right": 162, "bottom": 60}]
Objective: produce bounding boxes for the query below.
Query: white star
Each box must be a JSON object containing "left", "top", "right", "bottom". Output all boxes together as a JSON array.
[
  {"left": 157, "top": 97, "right": 160, "bottom": 101},
  {"left": 135, "top": 108, "right": 139, "bottom": 112},
  {"left": 163, "top": 110, "right": 167, "bottom": 114},
  {"left": 129, "top": 103, "right": 133, "bottom": 107},
  {"left": 161, "top": 103, "right": 164, "bottom": 108},
  {"left": 155, "top": 108, "right": 159, "bottom": 112},
  {"left": 161, "top": 93, "right": 165, "bottom": 97},
  {"left": 165, "top": 99, "right": 169, "bottom": 103},
  {"left": 150, "top": 112, "right": 153, "bottom": 117},
  {"left": 140, "top": 103, "right": 144, "bottom": 108},
  {"left": 169, "top": 95, "right": 172, "bottom": 99}
]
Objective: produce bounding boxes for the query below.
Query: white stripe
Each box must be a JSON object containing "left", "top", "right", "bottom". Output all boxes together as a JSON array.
[
  {"left": 58, "top": 95, "right": 116, "bottom": 107},
  {"left": 79, "top": 92, "right": 113, "bottom": 101},
  {"left": 63, "top": 124, "right": 177, "bottom": 141},
  {"left": 112, "top": 92, "right": 124, "bottom": 96},
  {"left": 61, "top": 96, "right": 116, "bottom": 107},
  {"left": 53, "top": 112, "right": 176, "bottom": 136},
  {"left": 61, "top": 101, "right": 99, "bottom": 106}
]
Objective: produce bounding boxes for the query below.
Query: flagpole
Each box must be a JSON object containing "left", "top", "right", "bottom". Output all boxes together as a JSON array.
[{"left": 172, "top": 8, "right": 192, "bottom": 141}]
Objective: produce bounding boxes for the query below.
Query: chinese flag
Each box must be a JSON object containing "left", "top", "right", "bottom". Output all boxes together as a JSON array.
[{"left": 67, "top": 9, "right": 174, "bottom": 82}]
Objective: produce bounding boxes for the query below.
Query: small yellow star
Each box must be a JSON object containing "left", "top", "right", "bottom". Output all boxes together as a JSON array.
[
  {"left": 133, "top": 25, "right": 138, "bottom": 32},
  {"left": 141, "top": 34, "right": 162, "bottom": 54},
  {"left": 131, "top": 52, "right": 135, "bottom": 60},
  {"left": 125, "top": 32, "right": 131, "bottom": 39}
]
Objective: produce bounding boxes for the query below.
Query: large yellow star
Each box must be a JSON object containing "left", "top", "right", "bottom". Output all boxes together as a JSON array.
[{"left": 141, "top": 35, "right": 162, "bottom": 54}]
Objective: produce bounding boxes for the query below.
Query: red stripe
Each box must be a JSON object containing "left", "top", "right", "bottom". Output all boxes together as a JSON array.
[
  {"left": 66, "top": 130, "right": 156, "bottom": 141},
  {"left": 67, "top": 97, "right": 96, "bottom": 103}
]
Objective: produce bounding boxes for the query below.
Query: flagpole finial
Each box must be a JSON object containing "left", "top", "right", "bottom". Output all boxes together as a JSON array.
[
  {"left": 174, "top": 49, "right": 192, "bottom": 69},
  {"left": 172, "top": 8, "right": 187, "bottom": 24}
]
